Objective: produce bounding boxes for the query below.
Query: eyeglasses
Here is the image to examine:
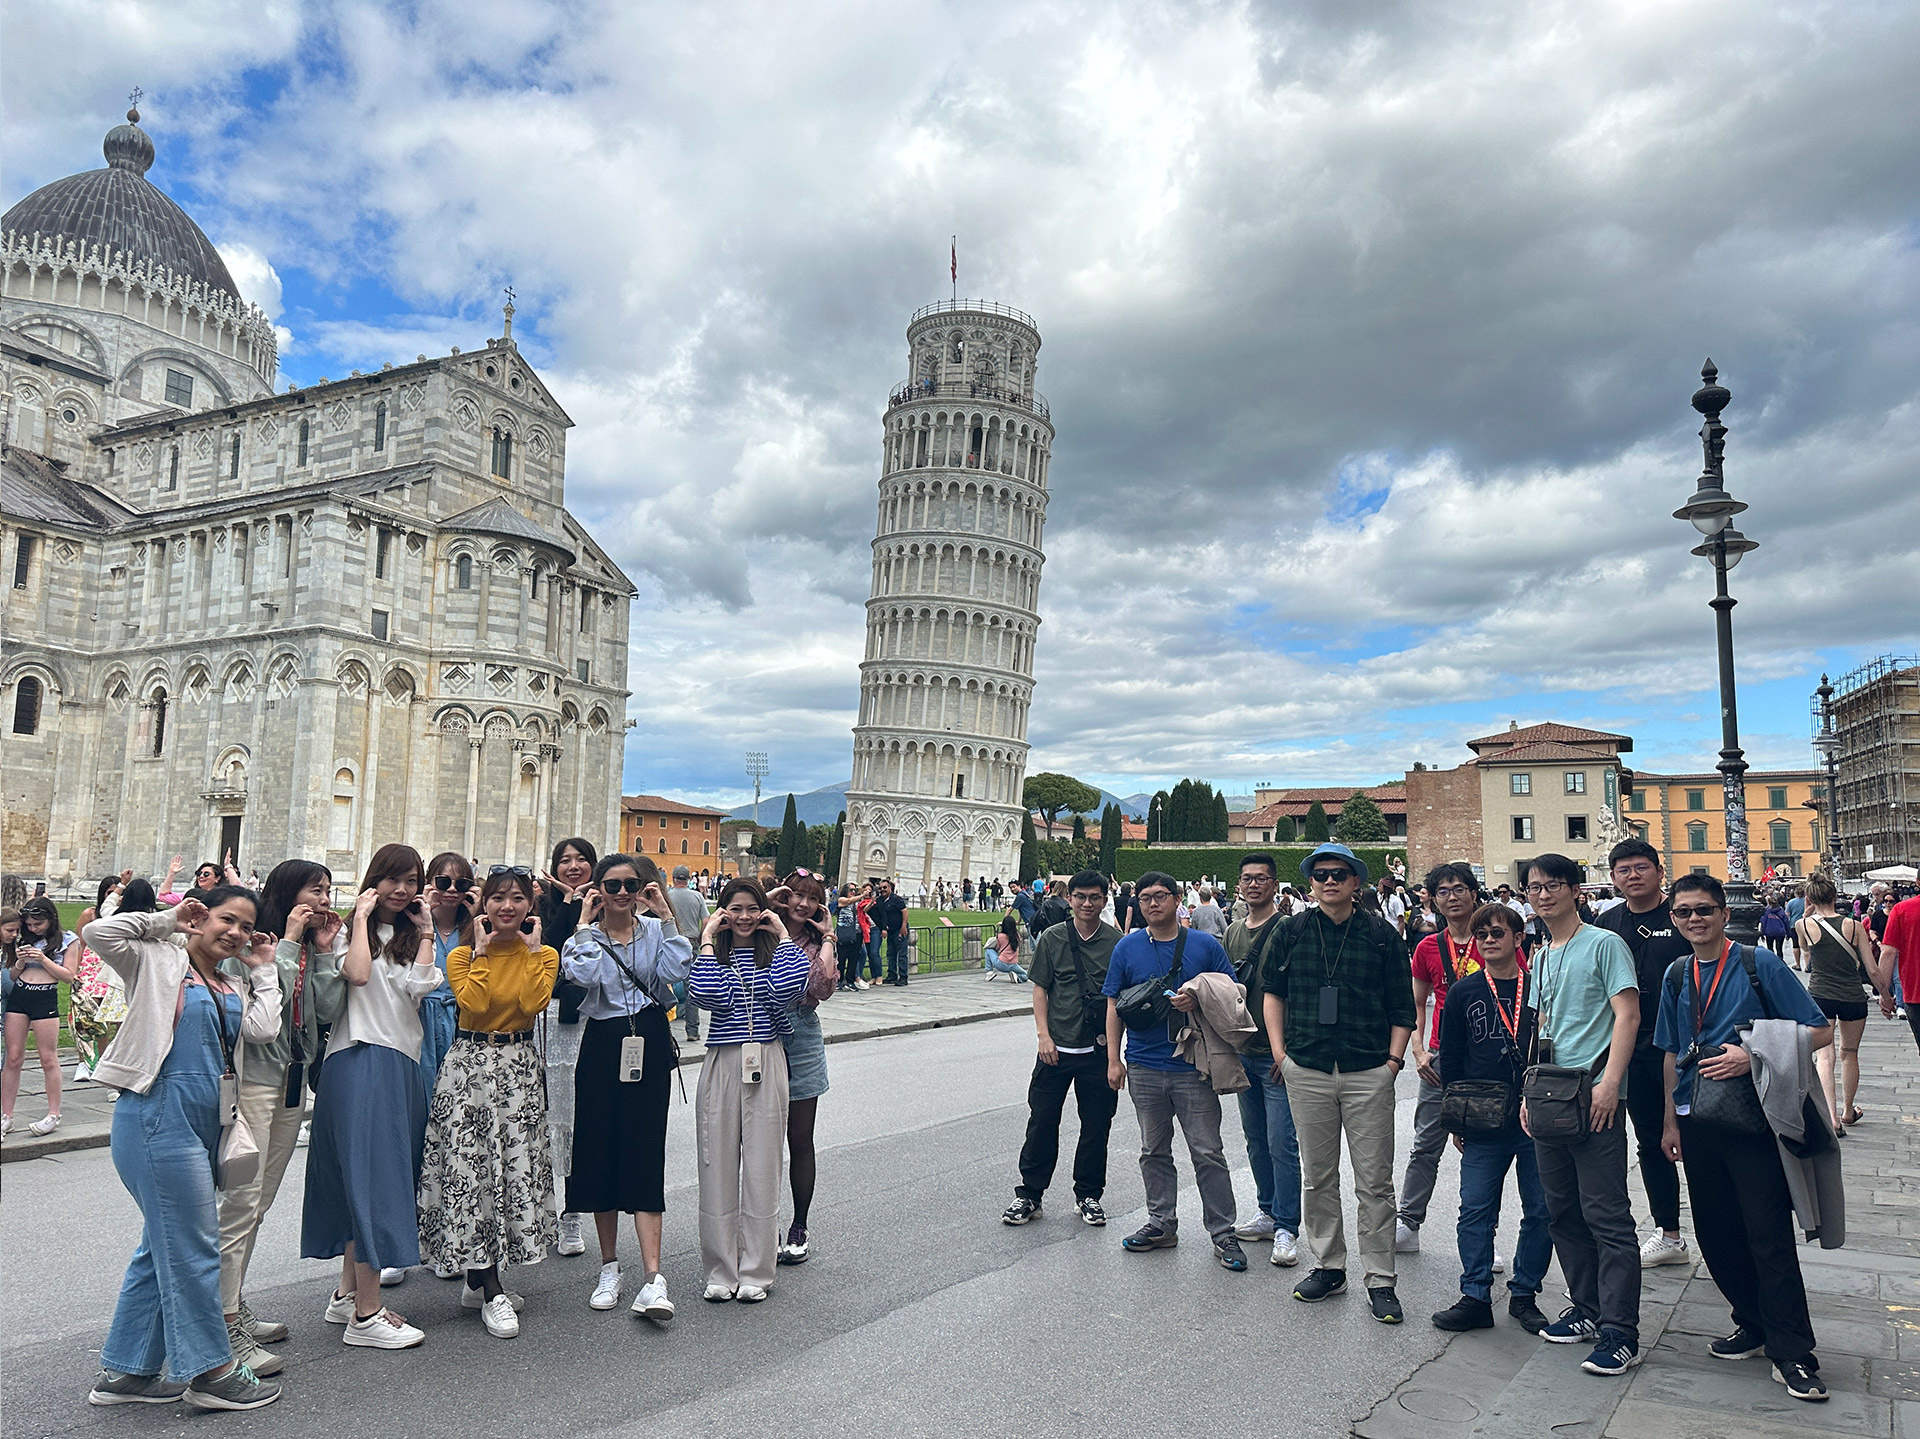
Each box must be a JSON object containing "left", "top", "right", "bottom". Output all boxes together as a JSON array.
[
  {"left": 430, "top": 875, "right": 472, "bottom": 892},
  {"left": 1669, "top": 904, "right": 1722, "bottom": 919},
  {"left": 489, "top": 865, "right": 533, "bottom": 879},
  {"left": 1611, "top": 863, "right": 1659, "bottom": 879},
  {"left": 600, "top": 878, "right": 641, "bottom": 894},
  {"left": 1524, "top": 881, "right": 1569, "bottom": 897},
  {"left": 1137, "top": 890, "right": 1177, "bottom": 903},
  {"left": 1309, "top": 869, "right": 1355, "bottom": 884},
  {"left": 1435, "top": 885, "right": 1474, "bottom": 898}
]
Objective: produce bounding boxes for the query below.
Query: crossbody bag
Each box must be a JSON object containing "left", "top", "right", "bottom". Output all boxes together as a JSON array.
[
  {"left": 1116, "top": 929, "right": 1187, "bottom": 1032},
  {"left": 196, "top": 972, "right": 261, "bottom": 1191},
  {"left": 592, "top": 928, "right": 686, "bottom": 1100},
  {"left": 1676, "top": 944, "right": 1771, "bottom": 1136},
  {"left": 1520, "top": 937, "right": 1595, "bottom": 1144},
  {"left": 1064, "top": 923, "right": 1111, "bottom": 1043},
  {"left": 1442, "top": 971, "right": 1527, "bottom": 1138}
]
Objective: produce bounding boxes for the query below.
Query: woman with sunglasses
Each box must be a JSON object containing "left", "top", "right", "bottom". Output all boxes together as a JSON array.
[
  {"left": 767, "top": 869, "right": 838, "bottom": 1264},
  {"left": 303, "top": 844, "right": 442, "bottom": 1350},
  {"left": 541, "top": 836, "right": 598, "bottom": 1258},
  {"left": 418, "top": 866, "right": 559, "bottom": 1338},
  {"left": 688, "top": 879, "right": 810, "bottom": 1301},
  {"left": 215, "top": 859, "right": 346, "bottom": 1375},
  {"left": 420, "top": 854, "right": 472, "bottom": 1102},
  {"left": 560, "top": 854, "right": 689, "bottom": 1318}
]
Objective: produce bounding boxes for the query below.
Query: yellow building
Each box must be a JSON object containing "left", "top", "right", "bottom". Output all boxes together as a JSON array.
[{"left": 1624, "top": 770, "right": 1828, "bottom": 880}]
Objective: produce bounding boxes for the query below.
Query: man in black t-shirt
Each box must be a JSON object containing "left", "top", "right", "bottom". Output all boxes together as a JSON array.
[
  {"left": 872, "top": 879, "right": 910, "bottom": 986},
  {"left": 1593, "top": 839, "right": 1692, "bottom": 1269}
]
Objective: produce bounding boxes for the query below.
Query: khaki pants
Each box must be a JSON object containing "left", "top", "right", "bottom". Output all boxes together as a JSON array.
[
  {"left": 217, "top": 1078, "right": 308, "bottom": 1313},
  {"left": 696, "top": 1043, "right": 789, "bottom": 1292},
  {"left": 1283, "top": 1058, "right": 1397, "bottom": 1288}
]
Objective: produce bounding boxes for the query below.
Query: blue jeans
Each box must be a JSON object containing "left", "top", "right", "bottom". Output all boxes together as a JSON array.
[
  {"left": 1457, "top": 1126, "right": 1552, "bottom": 1303},
  {"left": 103, "top": 1072, "right": 231, "bottom": 1379},
  {"left": 984, "top": 954, "right": 1028, "bottom": 981},
  {"left": 884, "top": 930, "right": 907, "bottom": 982},
  {"left": 1237, "top": 1052, "right": 1301, "bottom": 1235},
  {"left": 864, "top": 934, "right": 884, "bottom": 981}
]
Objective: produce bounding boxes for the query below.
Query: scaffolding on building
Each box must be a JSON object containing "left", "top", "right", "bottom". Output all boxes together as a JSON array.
[{"left": 1825, "top": 655, "right": 1920, "bottom": 871}]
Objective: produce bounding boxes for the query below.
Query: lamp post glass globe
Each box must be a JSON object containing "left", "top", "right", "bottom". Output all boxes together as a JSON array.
[{"left": 1690, "top": 526, "right": 1758, "bottom": 569}]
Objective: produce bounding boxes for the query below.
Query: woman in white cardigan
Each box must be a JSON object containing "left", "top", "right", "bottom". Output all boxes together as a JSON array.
[{"left": 82, "top": 889, "right": 284, "bottom": 1413}]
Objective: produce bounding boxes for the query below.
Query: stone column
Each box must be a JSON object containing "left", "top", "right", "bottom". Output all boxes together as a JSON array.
[
  {"left": 463, "top": 735, "right": 483, "bottom": 859},
  {"left": 286, "top": 674, "right": 340, "bottom": 862}
]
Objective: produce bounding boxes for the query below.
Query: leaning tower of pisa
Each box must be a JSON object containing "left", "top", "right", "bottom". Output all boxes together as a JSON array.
[{"left": 839, "top": 300, "right": 1053, "bottom": 887}]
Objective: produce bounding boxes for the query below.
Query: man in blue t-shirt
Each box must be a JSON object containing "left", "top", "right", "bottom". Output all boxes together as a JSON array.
[
  {"left": 1101, "top": 870, "right": 1244, "bottom": 1270},
  {"left": 1653, "top": 872, "right": 1833, "bottom": 1403}
]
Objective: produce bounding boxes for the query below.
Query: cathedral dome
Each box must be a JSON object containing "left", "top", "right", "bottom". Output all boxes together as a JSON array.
[{"left": 2, "top": 108, "right": 239, "bottom": 300}]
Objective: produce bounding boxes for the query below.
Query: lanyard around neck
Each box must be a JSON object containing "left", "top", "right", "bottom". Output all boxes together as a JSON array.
[
  {"left": 1488, "top": 971, "right": 1525, "bottom": 1044},
  {"left": 1691, "top": 941, "right": 1735, "bottom": 1038}
]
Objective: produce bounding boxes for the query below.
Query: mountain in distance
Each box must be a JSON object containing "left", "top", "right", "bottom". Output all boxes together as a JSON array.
[{"left": 728, "top": 782, "right": 851, "bottom": 827}]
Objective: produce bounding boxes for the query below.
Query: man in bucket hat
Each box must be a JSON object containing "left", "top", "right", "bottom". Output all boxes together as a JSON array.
[{"left": 1261, "top": 843, "right": 1417, "bottom": 1323}]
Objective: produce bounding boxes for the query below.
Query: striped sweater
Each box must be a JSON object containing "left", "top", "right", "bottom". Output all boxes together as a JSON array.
[{"left": 687, "top": 942, "right": 810, "bottom": 1045}]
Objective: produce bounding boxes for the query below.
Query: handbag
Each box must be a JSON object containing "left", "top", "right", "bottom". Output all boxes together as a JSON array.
[
  {"left": 1683, "top": 944, "right": 1772, "bottom": 1137},
  {"left": 210, "top": 974, "right": 262, "bottom": 1191},
  {"left": 1116, "top": 929, "right": 1186, "bottom": 1031},
  {"left": 1065, "top": 923, "right": 1111, "bottom": 1041},
  {"left": 1441, "top": 1079, "right": 1515, "bottom": 1137},
  {"left": 1520, "top": 940, "right": 1591, "bottom": 1143}
]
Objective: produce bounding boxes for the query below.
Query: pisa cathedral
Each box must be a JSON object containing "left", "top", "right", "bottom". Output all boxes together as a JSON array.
[
  {"left": 839, "top": 300, "right": 1051, "bottom": 884},
  {"left": 0, "top": 109, "right": 633, "bottom": 886}
]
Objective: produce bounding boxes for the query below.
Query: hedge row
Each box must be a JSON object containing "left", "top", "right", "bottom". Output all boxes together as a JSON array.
[{"left": 1114, "top": 845, "right": 1407, "bottom": 885}]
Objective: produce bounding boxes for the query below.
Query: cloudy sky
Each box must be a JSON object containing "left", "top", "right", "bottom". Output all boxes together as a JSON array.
[{"left": 7, "top": 0, "right": 1918, "bottom": 810}]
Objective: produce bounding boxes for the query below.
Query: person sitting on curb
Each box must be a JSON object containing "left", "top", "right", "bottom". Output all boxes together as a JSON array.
[
  {"left": 1261, "top": 843, "right": 1416, "bottom": 1324},
  {"left": 1431, "top": 902, "right": 1552, "bottom": 1335}
]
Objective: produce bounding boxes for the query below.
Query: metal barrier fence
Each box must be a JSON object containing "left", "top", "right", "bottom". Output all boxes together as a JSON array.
[{"left": 851, "top": 924, "right": 1030, "bottom": 976}]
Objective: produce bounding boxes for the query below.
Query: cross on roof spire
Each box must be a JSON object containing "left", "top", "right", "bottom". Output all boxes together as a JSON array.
[
  {"left": 127, "top": 86, "right": 143, "bottom": 121},
  {"left": 502, "top": 284, "right": 516, "bottom": 338}
]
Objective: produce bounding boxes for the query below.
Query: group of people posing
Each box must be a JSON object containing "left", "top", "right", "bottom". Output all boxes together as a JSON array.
[
  {"left": 998, "top": 840, "right": 1853, "bottom": 1404},
  {"left": 62, "top": 841, "right": 837, "bottom": 1414}
]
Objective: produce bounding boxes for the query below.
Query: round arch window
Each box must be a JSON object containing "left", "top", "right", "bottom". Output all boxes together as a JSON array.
[{"left": 61, "top": 407, "right": 79, "bottom": 425}]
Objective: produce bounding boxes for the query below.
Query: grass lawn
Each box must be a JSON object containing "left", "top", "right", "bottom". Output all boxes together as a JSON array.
[{"left": 906, "top": 908, "right": 1003, "bottom": 929}]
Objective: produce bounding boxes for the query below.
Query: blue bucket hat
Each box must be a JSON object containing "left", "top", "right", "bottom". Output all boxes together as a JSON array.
[{"left": 1300, "top": 842, "right": 1369, "bottom": 884}]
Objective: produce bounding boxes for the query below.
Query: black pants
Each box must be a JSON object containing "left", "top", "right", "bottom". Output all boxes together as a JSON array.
[
  {"left": 1626, "top": 1041, "right": 1681, "bottom": 1231},
  {"left": 1907, "top": 1004, "right": 1920, "bottom": 1054},
  {"left": 1677, "top": 1116, "right": 1818, "bottom": 1367},
  {"left": 884, "top": 930, "right": 908, "bottom": 983},
  {"left": 1016, "top": 1049, "right": 1118, "bottom": 1202}
]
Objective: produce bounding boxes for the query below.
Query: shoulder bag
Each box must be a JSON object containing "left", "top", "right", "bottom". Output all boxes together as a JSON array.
[
  {"left": 1064, "top": 924, "right": 1111, "bottom": 1042},
  {"left": 1443, "top": 973, "right": 1526, "bottom": 1137},
  {"left": 1116, "top": 929, "right": 1186, "bottom": 1032},
  {"left": 206, "top": 974, "right": 261, "bottom": 1191},
  {"left": 1519, "top": 939, "right": 1592, "bottom": 1144},
  {"left": 1686, "top": 944, "right": 1771, "bottom": 1136}
]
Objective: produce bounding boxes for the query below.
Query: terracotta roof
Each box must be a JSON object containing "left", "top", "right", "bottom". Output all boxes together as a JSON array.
[
  {"left": 1242, "top": 785, "right": 1405, "bottom": 825},
  {"left": 1473, "top": 740, "right": 1622, "bottom": 764},
  {"left": 1466, "top": 722, "right": 1633, "bottom": 754},
  {"left": 621, "top": 794, "right": 733, "bottom": 819}
]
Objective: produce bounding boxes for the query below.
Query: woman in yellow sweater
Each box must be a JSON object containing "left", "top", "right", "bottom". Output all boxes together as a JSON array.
[{"left": 417, "top": 867, "right": 559, "bottom": 1339}]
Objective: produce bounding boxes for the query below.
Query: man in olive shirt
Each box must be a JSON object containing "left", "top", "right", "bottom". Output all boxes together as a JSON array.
[
  {"left": 1002, "top": 870, "right": 1122, "bottom": 1228},
  {"left": 1262, "top": 843, "right": 1417, "bottom": 1323},
  {"left": 1226, "top": 853, "right": 1301, "bottom": 1266}
]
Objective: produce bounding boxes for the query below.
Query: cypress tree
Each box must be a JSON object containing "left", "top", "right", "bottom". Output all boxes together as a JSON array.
[
  {"left": 1168, "top": 779, "right": 1193, "bottom": 842},
  {"left": 775, "top": 793, "right": 801, "bottom": 874},
  {"left": 1018, "top": 810, "right": 1040, "bottom": 883},
  {"left": 1212, "top": 790, "right": 1230, "bottom": 841},
  {"left": 1304, "top": 800, "right": 1331, "bottom": 842},
  {"left": 1098, "top": 803, "right": 1121, "bottom": 875},
  {"left": 1071, "top": 814, "right": 1086, "bottom": 843}
]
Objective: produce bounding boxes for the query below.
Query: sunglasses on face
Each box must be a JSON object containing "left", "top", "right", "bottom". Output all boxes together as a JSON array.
[
  {"left": 1471, "top": 925, "right": 1514, "bottom": 940},
  {"left": 600, "top": 878, "right": 642, "bottom": 895},
  {"left": 431, "top": 875, "right": 472, "bottom": 892},
  {"left": 1309, "top": 869, "right": 1354, "bottom": 884},
  {"left": 1670, "top": 904, "right": 1723, "bottom": 920}
]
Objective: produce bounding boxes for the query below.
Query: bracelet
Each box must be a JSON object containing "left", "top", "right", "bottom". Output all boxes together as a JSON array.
[{"left": 1387, "top": 1054, "right": 1405, "bottom": 1070}]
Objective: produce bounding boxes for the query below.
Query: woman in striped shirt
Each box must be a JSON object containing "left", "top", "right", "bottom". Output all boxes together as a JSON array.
[{"left": 688, "top": 879, "right": 810, "bottom": 1303}]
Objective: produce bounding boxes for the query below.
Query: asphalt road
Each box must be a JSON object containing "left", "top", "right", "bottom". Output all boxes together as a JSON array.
[{"left": 1, "top": 1016, "right": 1514, "bottom": 1439}]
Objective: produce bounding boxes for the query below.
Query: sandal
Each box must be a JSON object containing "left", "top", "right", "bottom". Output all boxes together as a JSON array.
[{"left": 1846, "top": 1106, "right": 1865, "bottom": 1126}]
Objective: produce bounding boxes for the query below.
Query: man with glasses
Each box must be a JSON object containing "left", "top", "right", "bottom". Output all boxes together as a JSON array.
[
  {"left": 1261, "top": 843, "right": 1416, "bottom": 1322},
  {"left": 1225, "top": 854, "right": 1301, "bottom": 1266},
  {"left": 1101, "top": 870, "right": 1246, "bottom": 1270},
  {"left": 1003, "top": 871, "right": 1122, "bottom": 1228},
  {"left": 1593, "top": 838, "right": 1693, "bottom": 1268},
  {"left": 1520, "top": 853, "right": 1644, "bottom": 1376},
  {"left": 1654, "top": 873, "right": 1833, "bottom": 1402},
  {"left": 1397, "top": 863, "right": 1497, "bottom": 1258}
]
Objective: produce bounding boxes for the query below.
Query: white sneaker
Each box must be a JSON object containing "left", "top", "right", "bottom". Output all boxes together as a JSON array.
[
  {"left": 378, "top": 1267, "right": 406, "bottom": 1286},
  {"left": 29, "top": 1112, "right": 61, "bottom": 1136},
  {"left": 431, "top": 1262, "right": 462, "bottom": 1280},
  {"left": 735, "top": 1284, "right": 769, "bottom": 1303},
  {"left": 479, "top": 1294, "right": 519, "bottom": 1338},
  {"left": 0, "top": 1115, "right": 11, "bottom": 1135},
  {"left": 1640, "top": 1232, "right": 1690, "bottom": 1267},
  {"left": 853, "top": 977, "right": 870, "bottom": 991},
  {"left": 1394, "top": 1220, "right": 1420, "bottom": 1254},
  {"left": 1270, "top": 1230, "right": 1300, "bottom": 1267},
  {"left": 703, "top": 1284, "right": 735, "bottom": 1302},
  {"left": 590, "top": 1263, "right": 623, "bottom": 1311},
  {"left": 633, "top": 1273, "right": 674, "bottom": 1322},
  {"left": 324, "top": 1290, "right": 357, "bottom": 1324},
  {"left": 343, "top": 1309, "right": 425, "bottom": 1349},
  {"left": 462, "top": 1285, "right": 525, "bottom": 1312},
  {"left": 557, "top": 1212, "right": 586, "bottom": 1257},
  {"left": 1493, "top": 1253, "right": 1507, "bottom": 1274},
  {"left": 1234, "top": 1212, "right": 1278, "bottom": 1242}
]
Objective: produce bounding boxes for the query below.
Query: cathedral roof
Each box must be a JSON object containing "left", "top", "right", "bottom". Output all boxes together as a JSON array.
[
  {"left": 441, "top": 494, "right": 575, "bottom": 560},
  {"left": 2, "top": 108, "right": 240, "bottom": 302},
  {"left": 0, "top": 446, "right": 137, "bottom": 529}
]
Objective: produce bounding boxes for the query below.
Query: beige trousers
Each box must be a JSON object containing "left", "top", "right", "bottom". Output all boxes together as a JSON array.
[
  {"left": 217, "top": 1078, "right": 309, "bottom": 1313},
  {"left": 696, "top": 1043, "right": 790, "bottom": 1292},
  {"left": 1283, "top": 1057, "right": 1398, "bottom": 1288}
]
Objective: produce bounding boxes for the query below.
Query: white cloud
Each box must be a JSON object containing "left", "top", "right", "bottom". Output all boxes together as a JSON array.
[{"left": 216, "top": 240, "right": 282, "bottom": 316}]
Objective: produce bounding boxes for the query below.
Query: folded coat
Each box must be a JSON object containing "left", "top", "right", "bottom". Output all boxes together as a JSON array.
[
  {"left": 1174, "top": 971, "right": 1256, "bottom": 1094},
  {"left": 1747, "top": 1017, "right": 1846, "bottom": 1249}
]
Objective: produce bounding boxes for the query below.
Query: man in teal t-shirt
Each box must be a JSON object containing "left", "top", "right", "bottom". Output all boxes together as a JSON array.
[{"left": 1521, "top": 853, "right": 1643, "bottom": 1377}]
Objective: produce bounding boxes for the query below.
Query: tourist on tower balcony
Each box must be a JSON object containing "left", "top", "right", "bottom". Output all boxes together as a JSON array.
[{"left": 540, "top": 835, "right": 598, "bottom": 1259}]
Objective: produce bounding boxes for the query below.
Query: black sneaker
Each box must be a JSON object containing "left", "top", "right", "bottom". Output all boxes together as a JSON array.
[
  {"left": 1076, "top": 1197, "right": 1107, "bottom": 1227},
  {"left": 1773, "top": 1360, "right": 1828, "bottom": 1401},
  {"left": 88, "top": 1371, "right": 190, "bottom": 1406},
  {"left": 1432, "top": 1295, "right": 1494, "bottom": 1331},
  {"left": 1293, "top": 1268, "right": 1347, "bottom": 1302},
  {"left": 1002, "top": 1197, "right": 1041, "bottom": 1226},
  {"left": 1507, "top": 1294, "right": 1550, "bottom": 1335},
  {"left": 1541, "top": 1305, "right": 1599, "bottom": 1344},
  {"left": 1369, "top": 1286, "right": 1405, "bottom": 1324},
  {"left": 1214, "top": 1237, "right": 1249, "bottom": 1272},
  {"left": 1121, "top": 1222, "right": 1177, "bottom": 1252},
  {"left": 1580, "top": 1332, "right": 1643, "bottom": 1376},
  {"left": 1711, "top": 1325, "right": 1765, "bottom": 1360}
]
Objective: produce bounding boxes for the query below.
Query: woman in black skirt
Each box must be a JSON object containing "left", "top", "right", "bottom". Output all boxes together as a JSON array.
[{"left": 559, "top": 854, "right": 691, "bottom": 1322}]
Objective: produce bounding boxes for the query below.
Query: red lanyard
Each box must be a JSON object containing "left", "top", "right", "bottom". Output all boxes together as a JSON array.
[
  {"left": 1443, "top": 931, "right": 1480, "bottom": 978},
  {"left": 1488, "top": 971, "right": 1525, "bottom": 1044},
  {"left": 1690, "top": 942, "right": 1734, "bottom": 1037}
]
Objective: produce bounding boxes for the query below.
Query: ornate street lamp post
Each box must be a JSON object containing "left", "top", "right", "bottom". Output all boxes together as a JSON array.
[
  {"left": 1812, "top": 673, "right": 1843, "bottom": 878},
  {"left": 1674, "top": 360, "right": 1761, "bottom": 946}
]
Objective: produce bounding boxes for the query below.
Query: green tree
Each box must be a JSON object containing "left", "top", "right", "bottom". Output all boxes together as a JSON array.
[
  {"left": 1071, "top": 814, "right": 1086, "bottom": 843},
  {"left": 1018, "top": 810, "right": 1040, "bottom": 883},
  {"left": 1023, "top": 772, "right": 1102, "bottom": 839},
  {"left": 1098, "top": 803, "right": 1121, "bottom": 876},
  {"left": 1276, "top": 814, "right": 1297, "bottom": 843},
  {"left": 1304, "top": 801, "right": 1331, "bottom": 842},
  {"left": 774, "top": 794, "right": 802, "bottom": 874},
  {"left": 1167, "top": 779, "right": 1193, "bottom": 842},
  {"left": 822, "top": 812, "right": 846, "bottom": 880},
  {"left": 1211, "top": 790, "right": 1230, "bottom": 841},
  {"left": 1337, "top": 790, "right": 1390, "bottom": 843}
]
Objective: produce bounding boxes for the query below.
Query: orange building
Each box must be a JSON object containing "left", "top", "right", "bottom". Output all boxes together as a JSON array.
[
  {"left": 1624, "top": 770, "right": 1828, "bottom": 880},
  {"left": 619, "top": 794, "right": 732, "bottom": 869}
]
